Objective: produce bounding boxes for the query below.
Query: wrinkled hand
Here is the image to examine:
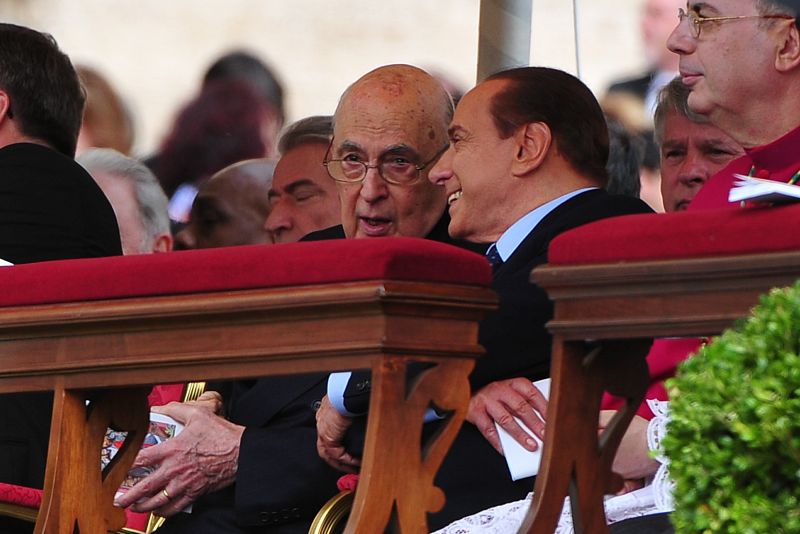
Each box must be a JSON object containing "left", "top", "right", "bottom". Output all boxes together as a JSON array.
[
  {"left": 598, "top": 410, "right": 658, "bottom": 483},
  {"left": 114, "top": 401, "right": 245, "bottom": 517},
  {"left": 315, "top": 395, "right": 360, "bottom": 473},
  {"left": 467, "top": 378, "right": 548, "bottom": 455},
  {"left": 189, "top": 390, "right": 223, "bottom": 415}
]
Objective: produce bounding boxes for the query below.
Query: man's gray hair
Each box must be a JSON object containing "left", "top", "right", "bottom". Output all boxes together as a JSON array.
[
  {"left": 278, "top": 115, "right": 333, "bottom": 155},
  {"left": 653, "top": 77, "right": 710, "bottom": 146},
  {"left": 77, "top": 148, "right": 170, "bottom": 253},
  {"left": 757, "top": 0, "right": 799, "bottom": 26}
]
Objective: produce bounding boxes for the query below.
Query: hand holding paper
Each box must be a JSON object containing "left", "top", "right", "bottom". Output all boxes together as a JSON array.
[{"left": 495, "top": 378, "right": 551, "bottom": 481}]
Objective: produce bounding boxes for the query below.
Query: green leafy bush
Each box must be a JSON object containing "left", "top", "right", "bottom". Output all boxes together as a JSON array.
[{"left": 663, "top": 280, "right": 800, "bottom": 534}]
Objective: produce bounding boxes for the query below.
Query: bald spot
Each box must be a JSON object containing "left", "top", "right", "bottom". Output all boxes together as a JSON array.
[{"left": 335, "top": 65, "right": 452, "bottom": 145}]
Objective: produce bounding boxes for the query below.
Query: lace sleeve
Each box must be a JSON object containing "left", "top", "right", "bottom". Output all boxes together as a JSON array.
[{"left": 646, "top": 399, "right": 674, "bottom": 512}]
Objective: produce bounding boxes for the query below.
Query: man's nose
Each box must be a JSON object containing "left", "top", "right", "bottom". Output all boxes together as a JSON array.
[
  {"left": 264, "top": 203, "right": 290, "bottom": 233},
  {"left": 667, "top": 17, "right": 694, "bottom": 56},
  {"left": 359, "top": 166, "right": 390, "bottom": 202},
  {"left": 428, "top": 147, "right": 453, "bottom": 185},
  {"left": 677, "top": 152, "right": 709, "bottom": 187}
]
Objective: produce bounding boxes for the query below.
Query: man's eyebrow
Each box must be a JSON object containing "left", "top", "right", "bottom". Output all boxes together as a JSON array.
[
  {"left": 690, "top": 2, "right": 717, "bottom": 15},
  {"left": 335, "top": 140, "right": 363, "bottom": 155},
  {"left": 697, "top": 138, "right": 740, "bottom": 152},
  {"left": 661, "top": 138, "right": 687, "bottom": 150},
  {"left": 381, "top": 144, "right": 418, "bottom": 158},
  {"left": 285, "top": 178, "right": 323, "bottom": 194}
]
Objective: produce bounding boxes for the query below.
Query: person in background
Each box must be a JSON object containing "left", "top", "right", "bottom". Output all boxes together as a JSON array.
[
  {"left": 174, "top": 158, "right": 275, "bottom": 250},
  {"left": 75, "top": 65, "right": 135, "bottom": 156},
  {"left": 605, "top": 117, "right": 645, "bottom": 199},
  {"left": 653, "top": 78, "right": 745, "bottom": 212},
  {"left": 202, "top": 49, "right": 285, "bottom": 142},
  {"left": 265, "top": 115, "right": 341, "bottom": 244},
  {"left": 0, "top": 22, "right": 122, "bottom": 534},
  {"left": 78, "top": 148, "right": 172, "bottom": 255},
  {"left": 152, "top": 80, "right": 279, "bottom": 224}
]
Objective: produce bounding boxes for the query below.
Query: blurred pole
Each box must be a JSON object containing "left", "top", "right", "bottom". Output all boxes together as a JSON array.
[
  {"left": 572, "top": 0, "right": 582, "bottom": 79},
  {"left": 476, "top": 0, "right": 533, "bottom": 82}
]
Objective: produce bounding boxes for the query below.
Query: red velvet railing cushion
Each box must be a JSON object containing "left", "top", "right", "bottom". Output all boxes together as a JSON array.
[
  {"left": 0, "top": 482, "right": 42, "bottom": 509},
  {"left": 0, "top": 237, "right": 490, "bottom": 308},
  {"left": 548, "top": 204, "right": 800, "bottom": 266}
]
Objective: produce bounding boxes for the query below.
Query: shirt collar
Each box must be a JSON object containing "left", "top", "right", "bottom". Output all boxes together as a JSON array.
[
  {"left": 747, "top": 124, "right": 800, "bottom": 180},
  {"left": 494, "top": 188, "right": 596, "bottom": 261}
]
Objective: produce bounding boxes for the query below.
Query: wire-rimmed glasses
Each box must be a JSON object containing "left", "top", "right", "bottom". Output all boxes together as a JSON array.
[
  {"left": 323, "top": 143, "right": 449, "bottom": 186},
  {"left": 677, "top": 7, "right": 794, "bottom": 39}
]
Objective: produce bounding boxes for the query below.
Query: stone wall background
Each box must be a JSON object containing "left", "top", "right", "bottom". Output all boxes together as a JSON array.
[{"left": 1, "top": 0, "right": 645, "bottom": 156}]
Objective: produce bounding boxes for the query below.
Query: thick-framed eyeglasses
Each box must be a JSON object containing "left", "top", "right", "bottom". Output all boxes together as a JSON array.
[
  {"left": 677, "top": 7, "right": 795, "bottom": 39},
  {"left": 323, "top": 143, "right": 449, "bottom": 186}
]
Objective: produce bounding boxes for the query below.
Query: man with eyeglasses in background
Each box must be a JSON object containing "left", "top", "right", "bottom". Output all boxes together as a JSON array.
[{"left": 667, "top": 0, "right": 800, "bottom": 207}]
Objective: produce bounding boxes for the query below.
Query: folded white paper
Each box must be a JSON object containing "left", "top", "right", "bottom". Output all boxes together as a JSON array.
[
  {"left": 496, "top": 378, "right": 551, "bottom": 481},
  {"left": 728, "top": 174, "right": 800, "bottom": 204}
]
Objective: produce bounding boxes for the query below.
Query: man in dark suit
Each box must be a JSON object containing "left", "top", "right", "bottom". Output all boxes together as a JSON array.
[
  {"left": 0, "top": 22, "right": 122, "bottom": 534},
  {"left": 317, "top": 67, "right": 653, "bottom": 529}
]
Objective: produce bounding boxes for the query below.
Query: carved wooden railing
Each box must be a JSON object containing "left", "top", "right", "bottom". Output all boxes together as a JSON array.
[
  {"left": 0, "top": 238, "right": 496, "bottom": 534},
  {"left": 520, "top": 204, "right": 800, "bottom": 533}
]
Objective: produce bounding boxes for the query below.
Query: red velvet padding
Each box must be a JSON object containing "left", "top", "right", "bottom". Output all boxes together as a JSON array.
[
  {"left": 0, "top": 237, "right": 490, "bottom": 308},
  {"left": 548, "top": 203, "right": 800, "bottom": 265},
  {"left": 0, "top": 482, "right": 42, "bottom": 509}
]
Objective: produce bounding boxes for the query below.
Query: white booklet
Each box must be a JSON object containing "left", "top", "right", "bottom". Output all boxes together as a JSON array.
[
  {"left": 496, "top": 378, "right": 550, "bottom": 481},
  {"left": 728, "top": 174, "right": 800, "bottom": 204}
]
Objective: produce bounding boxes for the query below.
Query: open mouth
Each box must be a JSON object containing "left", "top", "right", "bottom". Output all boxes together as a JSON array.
[
  {"left": 448, "top": 191, "right": 462, "bottom": 205},
  {"left": 358, "top": 216, "right": 392, "bottom": 236}
]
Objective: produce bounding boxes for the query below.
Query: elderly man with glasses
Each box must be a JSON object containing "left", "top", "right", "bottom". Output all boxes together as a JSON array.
[
  {"left": 667, "top": 0, "right": 800, "bottom": 207},
  {"left": 307, "top": 64, "right": 475, "bottom": 245}
]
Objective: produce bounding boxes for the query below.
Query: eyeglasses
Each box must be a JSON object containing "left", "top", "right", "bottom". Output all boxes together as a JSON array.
[
  {"left": 677, "top": 7, "right": 795, "bottom": 39},
  {"left": 323, "top": 143, "right": 449, "bottom": 186}
]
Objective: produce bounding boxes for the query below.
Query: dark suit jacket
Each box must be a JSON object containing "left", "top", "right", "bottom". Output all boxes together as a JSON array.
[
  {"left": 607, "top": 71, "right": 654, "bottom": 101},
  {"left": 0, "top": 143, "right": 121, "bottom": 533},
  {"left": 340, "top": 190, "right": 652, "bottom": 529}
]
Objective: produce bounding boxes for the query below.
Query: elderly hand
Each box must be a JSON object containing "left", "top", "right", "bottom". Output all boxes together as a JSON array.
[
  {"left": 114, "top": 400, "right": 245, "bottom": 517},
  {"left": 467, "top": 377, "right": 548, "bottom": 455},
  {"left": 315, "top": 395, "right": 360, "bottom": 473},
  {"left": 189, "top": 390, "right": 224, "bottom": 415},
  {"left": 598, "top": 410, "right": 659, "bottom": 483}
]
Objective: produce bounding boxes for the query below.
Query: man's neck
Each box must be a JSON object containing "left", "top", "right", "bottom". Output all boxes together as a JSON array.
[{"left": 716, "top": 96, "right": 800, "bottom": 149}]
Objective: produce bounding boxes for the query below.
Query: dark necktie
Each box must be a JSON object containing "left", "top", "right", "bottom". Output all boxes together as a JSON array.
[{"left": 486, "top": 243, "right": 503, "bottom": 272}]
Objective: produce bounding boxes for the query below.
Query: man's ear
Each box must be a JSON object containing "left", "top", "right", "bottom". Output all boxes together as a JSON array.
[
  {"left": 511, "top": 122, "right": 552, "bottom": 177},
  {"left": 0, "top": 90, "right": 11, "bottom": 123},
  {"left": 775, "top": 20, "right": 800, "bottom": 73},
  {"left": 152, "top": 233, "right": 174, "bottom": 253}
]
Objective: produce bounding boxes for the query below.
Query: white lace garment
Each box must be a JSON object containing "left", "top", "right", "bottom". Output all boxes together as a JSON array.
[{"left": 432, "top": 399, "right": 673, "bottom": 534}]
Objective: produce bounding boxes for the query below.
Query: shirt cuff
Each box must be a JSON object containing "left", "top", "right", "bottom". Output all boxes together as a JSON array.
[{"left": 327, "top": 372, "right": 357, "bottom": 416}]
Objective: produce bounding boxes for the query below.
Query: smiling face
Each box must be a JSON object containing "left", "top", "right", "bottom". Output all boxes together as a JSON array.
[
  {"left": 660, "top": 110, "right": 744, "bottom": 211},
  {"left": 667, "top": 0, "right": 789, "bottom": 135},
  {"left": 428, "top": 80, "right": 520, "bottom": 243},
  {"left": 265, "top": 142, "right": 341, "bottom": 243},
  {"left": 331, "top": 67, "right": 449, "bottom": 239}
]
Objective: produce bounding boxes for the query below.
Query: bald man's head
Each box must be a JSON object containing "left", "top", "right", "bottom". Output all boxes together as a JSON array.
[
  {"left": 175, "top": 158, "right": 275, "bottom": 249},
  {"left": 328, "top": 65, "right": 452, "bottom": 239}
]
